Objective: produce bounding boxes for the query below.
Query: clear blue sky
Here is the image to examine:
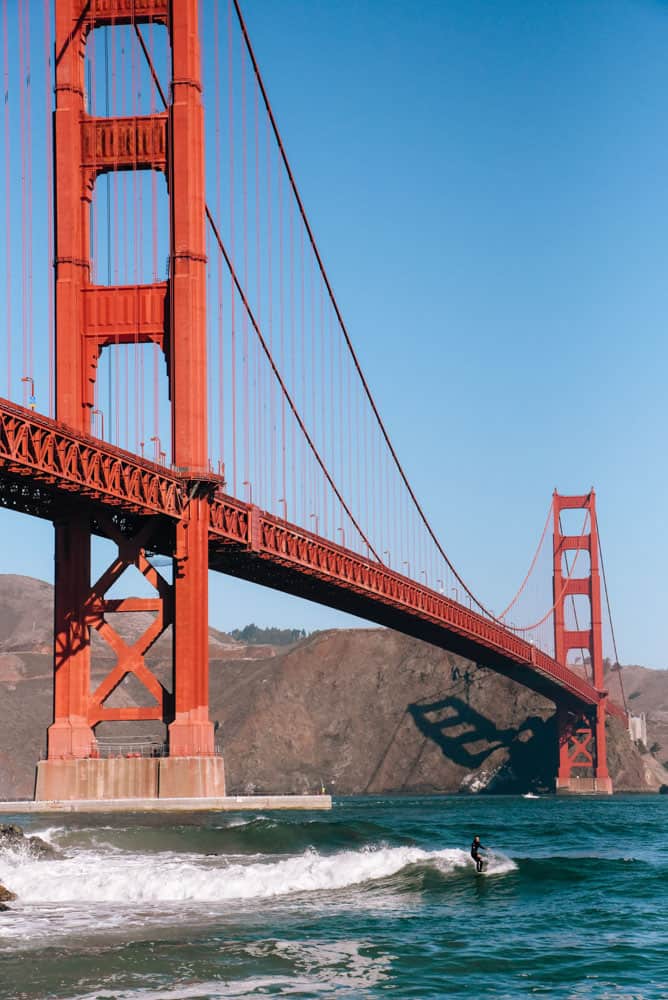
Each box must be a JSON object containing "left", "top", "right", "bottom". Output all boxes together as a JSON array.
[{"left": 1, "top": 0, "right": 666, "bottom": 667}]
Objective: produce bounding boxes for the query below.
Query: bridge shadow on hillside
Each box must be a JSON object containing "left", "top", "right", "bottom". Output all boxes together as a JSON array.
[{"left": 406, "top": 694, "right": 556, "bottom": 791}]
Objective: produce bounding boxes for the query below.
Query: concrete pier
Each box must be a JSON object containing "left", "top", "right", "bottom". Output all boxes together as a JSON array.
[
  {"left": 35, "top": 756, "right": 227, "bottom": 801},
  {"left": 556, "top": 776, "right": 613, "bottom": 795},
  {"left": 0, "top": 794, "right": 332, "bottom": 814}
]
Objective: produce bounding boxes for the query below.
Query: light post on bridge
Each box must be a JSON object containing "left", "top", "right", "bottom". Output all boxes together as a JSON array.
[
  {"left": 309, "top": 512, "right": 319, "bottom": 535},
  {"left": 149, "top": 436, "right": 162, "bottom": 463},
  {"left": 21, "top": 376, "right": 36, "bottom": 411},
  {"left": 277, "top": 497, "right": 288, "bottom": 521},
  {"left": 403, "top": 560, "right": 411, "bottom": 577},
  {"left": 452, "top": 587, "right": 459, "bottom": 603},
  {"left": 337, "top": 526, "right": 346, "bottom": 548},
  {"left": 92, "top": 408, "right": 104, "bottom": 440},
  {"left": 242, "top": 480, "right": 253, "bottom": 505},
  {"left": 436, "top": 578, "right": 444, "bottom": 594},
  {"left": 383, "top": 550, "right": 391, "bottom": 567},
  {"left": 420, "top": 569, "right": 427, "bottom": 585}
]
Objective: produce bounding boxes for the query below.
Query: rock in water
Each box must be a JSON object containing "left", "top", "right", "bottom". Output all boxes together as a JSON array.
[
  {"left": 0, "top": 823, "right": 56, "bottom": 859},
  {"left": 25, "top": 834, "right": 56, "bottom": 858},
  {"left": 0, "top": 824, "right": 24, "bottom": 845},
  {"left": 0, "top": 903, "right": 10, "bottom": 913},
  {"left": 0, "top": 885, "right": 16, "bottom": 902}
]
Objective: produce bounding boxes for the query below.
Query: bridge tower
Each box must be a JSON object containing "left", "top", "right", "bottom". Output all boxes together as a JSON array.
[
  {"left": 552, "top": 491, "right": 612, "bottom": 794},
  {"left": 36, "top": 0, "right": 224, "bottom": 800}
]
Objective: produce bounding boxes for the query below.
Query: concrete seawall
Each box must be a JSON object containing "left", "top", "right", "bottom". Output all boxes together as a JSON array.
[{"left": 0, "top": 795, "right": 332, "bottom": 814}]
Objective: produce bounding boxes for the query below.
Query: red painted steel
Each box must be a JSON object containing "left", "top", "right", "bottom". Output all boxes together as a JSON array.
[
  {"left": 81, "top": 114, "right": 168, "bottom": 175},
  {"left": 0, "top": 399, "right": 184, "bottom": 517},
  {"left": 84, "top": 514, "right": 172, "bottom": 731},
  {"left": 51, "top": 0, "right": 213, "bottom": 759},
  {"left": 0, "top": 397, "right": 619, "bottom": 722},
  {"left": 166, "top": 0, "right": 213, "bottom": 755},
  {"left": 553, "top": 491, "right": 619, "bottom": 785},
  {"left": 3, "top": 4, "right": 626, "bottom": 788}
]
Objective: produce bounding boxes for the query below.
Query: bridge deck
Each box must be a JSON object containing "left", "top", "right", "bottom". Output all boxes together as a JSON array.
[{"left": 0, "top": 398, "right": 623, "bottom": 717}]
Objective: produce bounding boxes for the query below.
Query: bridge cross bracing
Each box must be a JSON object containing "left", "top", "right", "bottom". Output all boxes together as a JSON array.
[{"left": 0, "top": 0, "right": 625, "bottom": 798}]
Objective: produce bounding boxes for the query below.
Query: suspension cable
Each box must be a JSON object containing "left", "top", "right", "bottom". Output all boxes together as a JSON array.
[
  {"left": 229, "top": 0, "right": 501, "bottom": 615},
  {"left": 135, "top": 11, "right": 565, "bottom": 633},
  {"left": 508, "top": 508, "right": 590, "bottom": 632},
  {"left": 498, "top": 498, "right": 553, "bottom": 619},
  {"left": 595, "top": 509, "right": 628, "bottom": 713},
  {"left": 206, "top": 206, "right": 381, "bottom": 562}
]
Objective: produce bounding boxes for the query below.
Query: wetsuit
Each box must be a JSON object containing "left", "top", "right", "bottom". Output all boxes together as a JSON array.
[{"left": 471, "top": 840, "right": 486, "bottom": 872}]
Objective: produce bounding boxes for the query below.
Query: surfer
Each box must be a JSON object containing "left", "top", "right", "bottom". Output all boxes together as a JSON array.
[{"left": 470, "top": 835, "right": 486, "bottom": 873}]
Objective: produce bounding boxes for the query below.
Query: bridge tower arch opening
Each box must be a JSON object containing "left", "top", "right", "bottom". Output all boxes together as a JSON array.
[
  {"left": 552, "top": 490, "right": 612, "bottom": 794},
  {"left": 37, "top": 0, "right": 224, "bottom": 801}
]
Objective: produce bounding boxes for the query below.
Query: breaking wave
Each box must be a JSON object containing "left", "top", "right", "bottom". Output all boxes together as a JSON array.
[{"left": 0, "top": 842, "right": 515, "bottom": 907}]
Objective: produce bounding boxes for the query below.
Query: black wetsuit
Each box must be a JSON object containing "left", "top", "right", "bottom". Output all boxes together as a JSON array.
[{"left": 471, "top": 840, "right": 486, "bottom": 872}]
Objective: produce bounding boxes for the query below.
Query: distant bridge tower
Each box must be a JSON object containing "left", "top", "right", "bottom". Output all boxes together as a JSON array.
[
  {"left": 552, "top": 491, "right": 612, "bottom": 794},
  {"left": 36, "top": 0, "right": 224, "bottom": 800}
]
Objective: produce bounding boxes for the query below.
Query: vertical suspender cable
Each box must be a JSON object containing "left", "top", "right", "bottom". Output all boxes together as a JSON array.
[
  {"left": 267, "top": 110, "right": 275, "bottom": 514},
  {"left": 44, "top": 0, "right": 54, "bottom": 415},
  {"left": 241, "top": 36, "right": 249, "bottom": 492},
  {"left": 289, "top": 195, "right": 296, "bottom": 516},
  {"left": 214, "top": 1, "right": 224, "bottom": 469},
  {"left": 595, "top": 512, "right": 628, "bottom": 713},
  {"left": 2, "top": 0, "right": 11, "bottom": 398},
  {"left": 300, "top": 223, "right": 305, "bottom": 523},
  {"left": 19, "top": 0, "right": 26, "bottom": 403},
  {"left": 253, "top": 68, "right": 260, "bottom": 500},
  {"left": 227, "top": 0, "right": 237, "bottom": 493},
  {"left": 25, "top": 0, "right": 33, "bottom": 393},
  {"left": 319, "top": 281, "right": 326, "bottom": 535},
  {"left": 278, "top": 151, "right": 286, "bottom": 512}
]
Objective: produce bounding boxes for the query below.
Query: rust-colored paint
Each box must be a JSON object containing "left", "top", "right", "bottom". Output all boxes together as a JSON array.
[
  {"left": 553, "top": 491, "right": 613, "bottom": 785},
  {"left": 0, "top": 399, "right": 624, "bottom": 741},
  {"left": 50, "top": 0, "right": 212, "bottom": 762}
]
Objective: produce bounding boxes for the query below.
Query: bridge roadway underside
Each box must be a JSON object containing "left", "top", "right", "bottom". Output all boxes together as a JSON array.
[
  {"left": 209, "top": 548, "right": 588, "bottom": 712},
  {"left": 0, "top": 467, "right": 594, "bottom": 717}
]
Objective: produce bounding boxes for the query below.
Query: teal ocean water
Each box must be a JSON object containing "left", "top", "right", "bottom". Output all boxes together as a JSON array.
[{"left": 0, "top": 795, "right": 666, "bottom": 999}]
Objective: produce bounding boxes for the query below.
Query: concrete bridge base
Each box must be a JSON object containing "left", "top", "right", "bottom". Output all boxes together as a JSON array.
[
  {"left": 34, "top": 756, "right": 226, "bottom": 802},
  {"left": 556, "top": 776, "right": 613, "bottom": 795}
]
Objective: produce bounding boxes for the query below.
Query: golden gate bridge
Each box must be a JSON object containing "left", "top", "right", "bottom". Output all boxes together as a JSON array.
[{"left": 0, "top": 0, "right": 627, "bottom": 800}]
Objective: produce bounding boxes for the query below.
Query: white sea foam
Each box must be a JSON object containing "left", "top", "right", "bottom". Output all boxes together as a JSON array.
[
  {"left": 65, "top": 937, "right": 391, "bottom": 998},
  {"left": 219, "top": 814, "right": 271, "bottom": 828},
  {"left": 0, "top": 842, "right": 515, "bottom": 909},
  {"left": 66, "top": 977, "right": 361, "bottom": 999},
  {"left": 26, "top": 824, "right": 67, "bottom": 845},
  {"left": 0, "top": 842, "right": 517, "bottom": 952}
]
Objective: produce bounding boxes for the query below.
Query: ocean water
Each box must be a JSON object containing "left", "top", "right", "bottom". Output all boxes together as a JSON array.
[{"left": 0, "top": 795, "right": 665, "bottom": 999}]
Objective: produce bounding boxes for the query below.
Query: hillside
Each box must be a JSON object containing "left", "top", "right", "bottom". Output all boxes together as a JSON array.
[{"left": 0, "top": 574, "right": 664, "bottom": 799}]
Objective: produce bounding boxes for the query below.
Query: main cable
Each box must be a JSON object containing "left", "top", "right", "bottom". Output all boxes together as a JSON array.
[
  {"left": 135, "top": 11, "right": 568, "bottom": 633},
  {"left": 595, "top": 509, "right": 628, "bottom": 713},
  {"left": 206, "top": 205, "right": 381, "bottom": 562}
]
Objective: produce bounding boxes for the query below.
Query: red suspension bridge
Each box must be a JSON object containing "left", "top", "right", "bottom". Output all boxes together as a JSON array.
[{"left": 0, "top": 0, "right": 627, "bottom": 799}]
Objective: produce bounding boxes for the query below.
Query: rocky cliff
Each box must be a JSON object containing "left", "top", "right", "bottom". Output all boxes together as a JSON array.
[{"left": 0, "top": 574, "right": 663, "bottom": 798}]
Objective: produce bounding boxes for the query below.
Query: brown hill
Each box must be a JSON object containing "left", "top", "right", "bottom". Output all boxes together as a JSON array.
[
  {"left": 606, "top": 664, "right": 668, "bottom": 764},
  {"left": 0, "top": 575, "right": 663, "bottom": 798}
]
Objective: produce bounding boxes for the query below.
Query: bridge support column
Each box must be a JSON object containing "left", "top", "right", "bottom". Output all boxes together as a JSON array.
[
  {"left": 47, "top": 517, "right": 95, "bottom": 759},
  {"left": 163, "top": 493, "right": 225, "bottom": 798},
  {"left": 169, "top": 494, "right": 215, "bottom": 757},
  {"left": 41, "top": 0, "right": 224, "bottom": 801},
  {"left": 555, "top": 705, "right": 612, "bottom": 794},
  {"left": 553, "top": 491, "right": 613, "bottom": 793}
]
